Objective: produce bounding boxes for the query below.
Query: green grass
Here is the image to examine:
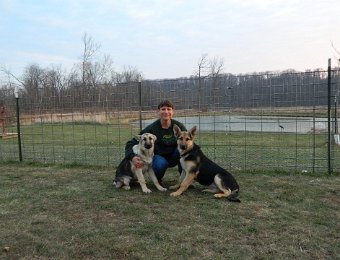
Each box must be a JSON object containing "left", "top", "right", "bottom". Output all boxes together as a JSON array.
[
  {"left": 1, "top": 122, "right": 339, "bottom": 173},
  {"left": 0, "top": 162, "right": 339, "bottom": 259}
]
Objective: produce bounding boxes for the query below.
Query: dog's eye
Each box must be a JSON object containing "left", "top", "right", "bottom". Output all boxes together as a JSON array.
[
  {"left": 179, "top": 137, "right": 183, "bottom": 141},
  {"left": 186, "top": 138, "right": 190, "bottom": 141}
]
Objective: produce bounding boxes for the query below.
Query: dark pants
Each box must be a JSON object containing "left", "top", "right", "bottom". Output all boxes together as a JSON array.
[{"left": 152, "top": 150, "right": 182, "bottom": 181}]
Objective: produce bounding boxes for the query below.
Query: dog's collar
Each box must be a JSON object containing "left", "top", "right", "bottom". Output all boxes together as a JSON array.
[
  {"left": 180, "top": 150, "right": 191, "bottom": 158},
  {"left": 180, "top": 144, "right": 200, "bottom": 158}
]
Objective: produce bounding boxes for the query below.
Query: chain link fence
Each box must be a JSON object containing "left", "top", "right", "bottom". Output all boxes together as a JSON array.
[{"left": 1, "top": 68, "right": 340, "bottom": 173}]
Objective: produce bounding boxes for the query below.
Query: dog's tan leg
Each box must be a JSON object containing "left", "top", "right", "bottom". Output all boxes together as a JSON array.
[
  {"left": 170, "top": 173, "right": 195, "bottom": 197},
  {"left": 213, "top": 175, "right": 231, "bottom": 198},
  {"left": 134, "top": 169, "right": 152, "bottom": 193},
  {"left": 169, "top": 170, "right": 186, "bottom": 190},
  {"left": 148, "top": 169, "right": 167, "bottom": 191},
  {"left": 214, "top": 189, "right": 231, "bottom": 198},
  {"left": 202, "top": 187, "right": 220, "bottom": 193}
]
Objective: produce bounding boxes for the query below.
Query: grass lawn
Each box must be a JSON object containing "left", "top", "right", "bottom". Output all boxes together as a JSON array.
[
  {"left": 1, "top": 123, "right": 338, "bottom": 173},
  {"left": 0, "top": 162, "right": 339, "bottom": 259}
]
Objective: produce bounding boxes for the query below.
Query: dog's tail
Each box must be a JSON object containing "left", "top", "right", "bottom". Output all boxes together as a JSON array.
[{"left": 227, "top": 189, "right": 241, "bottom": 203}]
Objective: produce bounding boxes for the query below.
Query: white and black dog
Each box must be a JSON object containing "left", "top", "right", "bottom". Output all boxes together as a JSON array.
[{"left": 113, "top": 133, "right": 167, "bottom": 193}]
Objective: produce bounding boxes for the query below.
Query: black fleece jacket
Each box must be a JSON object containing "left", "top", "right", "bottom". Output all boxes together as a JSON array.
[{"left": 125, "top": 119, "right": 186, "bottom": 160}]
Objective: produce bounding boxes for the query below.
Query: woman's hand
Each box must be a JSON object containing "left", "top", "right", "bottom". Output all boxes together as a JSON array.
[{"left": 132, "top": 156, "right": 144, "bottom": 168}]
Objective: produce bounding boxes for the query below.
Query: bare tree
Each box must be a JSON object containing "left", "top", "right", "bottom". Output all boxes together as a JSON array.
[
  {"left": 115, "top": 66, "right": 143, "bottom": 83},
  {"left": 23, "top": 64, "right": 46, "bottom": 112},
  {"left": 100, "top": 54, "right": 116, "bottom": 84},
  {"left": 43, "top": 65, "right": 68, "bottom": 109},
  {"left": 195, "top": 54, "right": 208, "bottom": 111},
  {"left": 0, "top": 66, "right": 26, "bottom": 89},
  {"left": 196, "top": 53, "right": 209, "bottom": 79},
  {"left": 331, "top": 41, "right": 340, "bottom": 67},
  {"left": 194, "top": 54, "right": 225, "bottom": 110},
  {"left": 209, "top": 56, "right": 224, "bottom": 77},
  {"left": 209, "top": 56, "right": 224, "bottom": 109},
  {"left": 81, "top": 32, "right": 101, "bottom": 89}
]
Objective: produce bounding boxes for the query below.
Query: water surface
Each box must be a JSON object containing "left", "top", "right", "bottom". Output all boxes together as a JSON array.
[{"left": 139, "top": 115, "right": 328, "bottom": 133}]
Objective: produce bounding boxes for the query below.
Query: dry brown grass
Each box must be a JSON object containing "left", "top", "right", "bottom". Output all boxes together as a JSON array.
[{"left": 0, "top": 162, "right": 339, "bottom": 259}]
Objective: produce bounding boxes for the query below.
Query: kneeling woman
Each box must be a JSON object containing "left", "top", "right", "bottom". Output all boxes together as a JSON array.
[{"left": 124, "top": 100, "right": 187, "bottom": 182}]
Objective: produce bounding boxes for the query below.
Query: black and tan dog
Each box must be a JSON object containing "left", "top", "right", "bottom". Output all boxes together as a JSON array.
[
  {"left": 170, "top": 125, "right": 240, "bottom": 202},
  {"left": 113, "top": 133, "right": 167, "bottom": 193}
]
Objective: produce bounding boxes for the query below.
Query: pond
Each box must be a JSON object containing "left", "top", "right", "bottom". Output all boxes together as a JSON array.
[{"left": 139, "top": 115, "right": 329, "bottom": 133}]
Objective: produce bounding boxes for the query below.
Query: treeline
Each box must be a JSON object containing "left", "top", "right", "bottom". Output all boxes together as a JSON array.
[
  {"left": 1, "top": 67, "right": 338, "bottom": 114},
  {"left": 142, "top": 70, "right": 333, "bottom": 110}
]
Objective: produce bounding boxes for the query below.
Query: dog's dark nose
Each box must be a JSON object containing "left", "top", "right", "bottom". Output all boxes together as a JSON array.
[
  {"left": 180, "top": 144, "right": 187, "bottom": 150},
  {"left": 144, "top": 144, "right": 152, "bottom": 149}
]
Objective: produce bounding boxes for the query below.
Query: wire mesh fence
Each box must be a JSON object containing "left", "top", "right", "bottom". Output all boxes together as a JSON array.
[{"left": 1, "top": 68, "right": 340, "bottom": 173}]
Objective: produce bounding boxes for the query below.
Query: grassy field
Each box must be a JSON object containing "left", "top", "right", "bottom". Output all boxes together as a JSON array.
[
  {"left": 0, "top": 162, "right": 339, "bottom": 259},
  {"left": 1, "top": 122, "right": 338, "bottom": 173}
]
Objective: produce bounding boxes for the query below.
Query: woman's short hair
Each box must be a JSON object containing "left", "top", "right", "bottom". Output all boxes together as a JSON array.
[{"left": 157, "top": 100, "right": 174, "bottom": 109}]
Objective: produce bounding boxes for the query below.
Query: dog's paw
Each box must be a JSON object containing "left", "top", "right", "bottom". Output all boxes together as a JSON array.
[
  {"left": 158, "top": 187, "right": 167, "bottom": 192},
  {"left": 123, "top": 186, "right": 131, "bottom": 190},
  {"left": 170, "top": 191, "right": 181, "bottom": 197},
  {"left": 142, "top": 188, "right": 152, "bottom": 193},
  {"left": 214, "top": 193, "right": 224, "bottom": 198}
]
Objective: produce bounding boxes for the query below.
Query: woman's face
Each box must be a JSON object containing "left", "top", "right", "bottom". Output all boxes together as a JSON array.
[{"left": 158, "top": 106, "right": 174, "bottom": 121}]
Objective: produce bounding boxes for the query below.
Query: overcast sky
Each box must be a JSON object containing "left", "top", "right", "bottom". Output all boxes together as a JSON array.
[{"left": 1, "top": 0, "right": 340, "bottom": 80}]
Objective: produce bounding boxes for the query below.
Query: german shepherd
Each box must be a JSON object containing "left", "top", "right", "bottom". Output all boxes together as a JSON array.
[
  {"left": 113, "top": 133, "right": 167, "bottom": 193},
  {"left": 170, "top": 125, "right": 240, "bottom": 202}
]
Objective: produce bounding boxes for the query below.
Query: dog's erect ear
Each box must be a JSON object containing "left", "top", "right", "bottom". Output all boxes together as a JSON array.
[
  {"left": 190, "top": 126, "right": 197, "bottom": 137},
  {"left": 134, "top": 135, "right": 142, "bottom": 142},
  {"left": 173, "top": 124, "right": 181, "bottom": 137}
]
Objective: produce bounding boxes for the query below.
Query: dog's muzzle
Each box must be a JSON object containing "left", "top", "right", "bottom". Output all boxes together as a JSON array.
[
  {"left": 144, "top": 144, "right": 153, "bottom": 149},
  {"left": 180, "top": 144, "right": 187, "bottom": 150}
]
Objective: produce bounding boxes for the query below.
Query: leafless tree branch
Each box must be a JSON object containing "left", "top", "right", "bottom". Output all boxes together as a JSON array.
[{"left": 0, "top": 66, "right": 26, "bottom": 87}]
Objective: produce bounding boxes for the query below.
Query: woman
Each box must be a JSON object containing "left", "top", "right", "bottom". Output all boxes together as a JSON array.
[{"left": 125, "top": 100, "right": 187, "bottom": 182}]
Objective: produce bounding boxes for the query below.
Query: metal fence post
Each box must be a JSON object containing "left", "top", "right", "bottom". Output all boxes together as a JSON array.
[
  {"left": 15, "top": 88, "right": 23, "bottom": 162},
  {"left": 327, "top": 58, "right": 332, "bottom": 174},
  {"left": 335, "top": 96, "right": 338, "bottom": 134},
  {"left": 138, "top": 81, "right": 142, "bottom": 132}
]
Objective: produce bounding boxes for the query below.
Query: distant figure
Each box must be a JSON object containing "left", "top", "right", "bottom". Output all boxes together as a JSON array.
[{"left": 1, "top": 106, "right": 6, "bottom": 135}]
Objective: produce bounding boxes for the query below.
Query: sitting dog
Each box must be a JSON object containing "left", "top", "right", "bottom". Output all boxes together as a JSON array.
[
  {"left": 113, "top": 133, "right": 167, "bottom": 193},
  {"left": 170, "top": 125, "right": 240, "bottom": 202}
]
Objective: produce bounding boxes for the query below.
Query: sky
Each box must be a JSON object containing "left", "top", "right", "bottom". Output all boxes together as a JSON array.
[{"left": 0, "top": 0, "right": 340, "bottom": 81}]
